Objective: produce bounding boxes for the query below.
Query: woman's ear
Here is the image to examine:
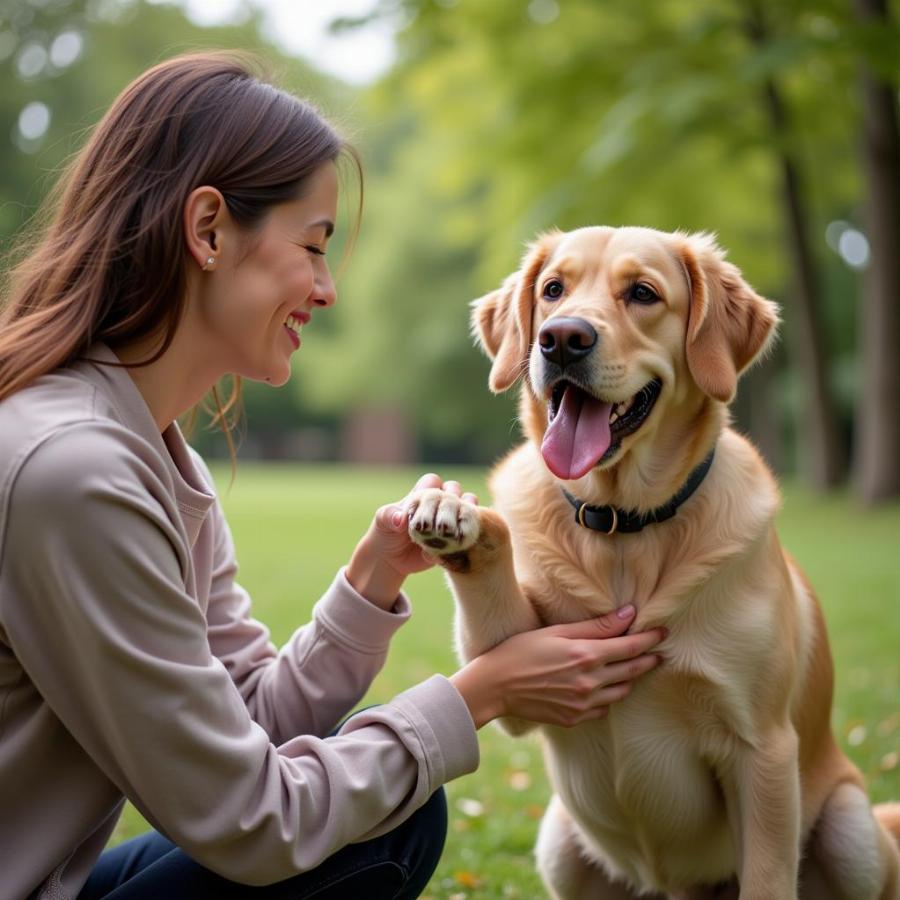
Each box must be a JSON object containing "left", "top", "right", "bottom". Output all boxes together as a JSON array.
[
  {"left": 679, "top": 233, "right": 780, "bottom": 403},
  {"left": 470, "top": 231, "right": 561, "bottom": 394},
  {"left": 183, "top": 186, "right": 229, "bottom": 271}
]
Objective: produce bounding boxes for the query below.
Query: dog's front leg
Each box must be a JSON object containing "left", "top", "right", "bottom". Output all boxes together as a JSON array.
[
  {"left": 725, "top": 724, "right": 801, "bottom": 900},
  {"left": 407, "top": 488, "right": 541, "bottom": 656},
  {"left": 407, "top": 488, "right": 542, "bottom": 735}
]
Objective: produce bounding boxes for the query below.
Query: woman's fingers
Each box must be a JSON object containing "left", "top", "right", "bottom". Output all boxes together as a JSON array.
[
  {"left": 470, "top": 609, "right": 666, "bottom": 728},
  {"left": 408, "top": 474, "right": 476, "bottom": 502},
  {"left": 592, "top": 681, "right": 633, "bottom": 705},
  {"left": 547, "top": 606, "right": 636, "bottom": 641},
  {"left": 556, "top": 681, "right": 643, "bottom": 728},
  {"left": 588, "top": 628, "right": 668, "bottom": 664},
  {"left": 412, "top": 472, "right": 443, "bottom": 492},
  {"left": 597, "top": 653, "right": 661, "bottom": 686}
]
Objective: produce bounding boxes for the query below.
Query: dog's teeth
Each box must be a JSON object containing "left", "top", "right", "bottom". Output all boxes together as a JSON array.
[{"left": 609, "top": 412, "right": 619, "bottom": 424}]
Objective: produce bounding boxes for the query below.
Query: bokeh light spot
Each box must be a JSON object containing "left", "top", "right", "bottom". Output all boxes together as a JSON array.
[
  {"left": 528, "top": 0, "right": 559, "bottom": 25},
  {"left": 838, "top": 228, "right": 870, "bottom": 270},
  {"left": 16, "top": 42, "right": 48, "bottom": 79},
  {"left": 50, "top": 31, "right": 84, "bottom": 69},
  {"left": 18, "top": 101, "right": 51, "bottom": 141}
]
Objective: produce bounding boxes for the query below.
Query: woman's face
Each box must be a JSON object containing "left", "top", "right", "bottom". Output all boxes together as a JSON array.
[{"left": 197, "top": 161, "right": 339, "bottom": 387}]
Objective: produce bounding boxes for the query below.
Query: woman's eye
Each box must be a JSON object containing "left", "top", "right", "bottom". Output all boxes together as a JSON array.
[
  {"left": 542, "top": 279, "right": 564, "bottom": 301},
  {"left": 629, "top": 283, "right": 659, "bottom": 305},
  {"left": 305, "top": 245, "right": 326, "bottom": 257}
]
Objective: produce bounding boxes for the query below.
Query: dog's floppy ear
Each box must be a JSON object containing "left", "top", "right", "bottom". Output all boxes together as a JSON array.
[
  {"left": 471, "top": 231, "right": 561, "bottom": 394},
  {"left": 679, "top": 233, "right": 780, "bottom": 403}
]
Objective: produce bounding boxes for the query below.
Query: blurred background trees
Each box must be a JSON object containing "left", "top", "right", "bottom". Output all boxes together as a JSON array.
[{"left": 1, "top": 0, "right": 898, "bottom": 502}]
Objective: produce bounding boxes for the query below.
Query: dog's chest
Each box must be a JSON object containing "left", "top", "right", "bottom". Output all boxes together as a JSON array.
[
  {"left": 513, "top": 529, "right": 649, "bottom": 621},
  {"left": 509, "top": 522, "right": 769, "bottom": 887},
  {"left": 542, "top": 678, "right": 739, "bottom": 888}
]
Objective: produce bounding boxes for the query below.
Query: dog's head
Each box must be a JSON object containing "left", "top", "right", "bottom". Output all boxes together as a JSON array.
[{"left": 472, "top": 226, "right": 779, "bottom": 482}]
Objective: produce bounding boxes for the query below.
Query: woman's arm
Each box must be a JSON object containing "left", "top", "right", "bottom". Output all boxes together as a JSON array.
[
  {"left": 2, "top": 427, "right": 479, "bottom": 885},
  {"left": 199, "top": 465, "right": 455, "bottom": 744},
  {"left": 202, "top": 490, "right": 415, "bottom": 743}
]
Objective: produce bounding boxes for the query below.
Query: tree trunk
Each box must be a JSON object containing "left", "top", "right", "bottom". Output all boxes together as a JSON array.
[
  {"left": 744, "top": 5, "right": 847, "bottom": 489},
  {"left": 853, "top": 0, "right": 900, "bottom": 504}
]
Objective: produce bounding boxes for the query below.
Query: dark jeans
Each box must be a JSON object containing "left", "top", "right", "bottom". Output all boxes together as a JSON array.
[{"left": 77, "top": 785, "right": 447, "bottom": 899}]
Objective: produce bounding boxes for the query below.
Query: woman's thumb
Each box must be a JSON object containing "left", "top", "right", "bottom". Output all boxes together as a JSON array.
[{"left": 375, "top": 503, "right": 407, "bottom": 532}]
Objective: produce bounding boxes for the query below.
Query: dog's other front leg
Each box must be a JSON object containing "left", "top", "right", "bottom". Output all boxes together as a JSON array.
[
  {"left": 724, "top": 724, "right": 801, "bottom": 900},
  {"left": 407, "top": 488, "right": 542, "bottom": 735}
]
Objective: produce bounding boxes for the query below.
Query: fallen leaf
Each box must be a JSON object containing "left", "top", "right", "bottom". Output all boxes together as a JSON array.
[{"left": 455, "top": 870, "right": 483, "bottom": 888}]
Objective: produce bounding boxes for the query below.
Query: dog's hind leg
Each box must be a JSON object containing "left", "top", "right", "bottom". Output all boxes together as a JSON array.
[
  {"left": 535, "top": 795, "right": 660, "bottom": 900},
  {"left": 800, "top": 782, "right": 900, "bottom": 900}
]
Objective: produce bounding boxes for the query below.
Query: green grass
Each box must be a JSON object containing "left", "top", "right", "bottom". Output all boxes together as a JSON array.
[{"left": 113, "top": 464, "right": 900, "bottom": 898}]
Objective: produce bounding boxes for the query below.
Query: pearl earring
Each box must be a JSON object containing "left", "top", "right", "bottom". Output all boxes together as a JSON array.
[{"left": 203, "top": 256, "right": 215, "bottom": 270}]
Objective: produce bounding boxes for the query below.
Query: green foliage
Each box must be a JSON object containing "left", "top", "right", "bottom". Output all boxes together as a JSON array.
[
  {"left": 329, "top": 0, "right": 898, "bottom": 466},
  {"left": 111, "top": 463, "right": 900, "bottom": 897},
  {"left": 2, "top": 0, "right": 898, "bottom": 469}
]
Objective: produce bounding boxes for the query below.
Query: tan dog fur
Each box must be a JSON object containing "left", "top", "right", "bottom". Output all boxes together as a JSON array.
[{"left": 407, "top": 227, "right": 900, "bottom": 899}]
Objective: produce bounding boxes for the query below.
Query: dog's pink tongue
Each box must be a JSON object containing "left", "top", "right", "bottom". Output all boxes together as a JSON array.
[{"left": 542, "top": 385, "right": 613, "bottom": 480}]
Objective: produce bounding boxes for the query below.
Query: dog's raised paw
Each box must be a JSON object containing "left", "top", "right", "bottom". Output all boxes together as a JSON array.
[{"left": 407, "top": 488, "right": 480, "bottom": 556}]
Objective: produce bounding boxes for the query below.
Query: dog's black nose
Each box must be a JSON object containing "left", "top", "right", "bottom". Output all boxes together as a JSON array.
[{"left": 538, "top": 317, "right": 597, "bottom": 369}]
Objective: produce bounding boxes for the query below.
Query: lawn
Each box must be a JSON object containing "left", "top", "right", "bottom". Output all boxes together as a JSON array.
[{"left": 113, "top": 463, "right": 900, "bottom": 898}]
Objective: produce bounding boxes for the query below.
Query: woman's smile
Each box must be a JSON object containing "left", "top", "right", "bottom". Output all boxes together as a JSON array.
[{"left": 284, "top": 311, "right": 309, "bottom": 350}]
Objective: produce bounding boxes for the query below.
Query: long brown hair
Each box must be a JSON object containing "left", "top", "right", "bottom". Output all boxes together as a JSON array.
[{"left": 0, "top": 51, "right": 362, "bottom": 450}]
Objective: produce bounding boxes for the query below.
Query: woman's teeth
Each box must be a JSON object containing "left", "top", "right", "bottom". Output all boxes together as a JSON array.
[{"left": 285, "top": 314, "right": 304, "bottom": 337}]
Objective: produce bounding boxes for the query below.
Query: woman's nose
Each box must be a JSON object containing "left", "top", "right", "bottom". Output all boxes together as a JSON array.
[{"left": 312, "top": 267, "right": 336, "bottom": 308}]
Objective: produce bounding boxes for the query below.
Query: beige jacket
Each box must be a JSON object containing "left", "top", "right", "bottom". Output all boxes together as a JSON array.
[{"left": 0, "top": 344, "right": 478, "bottom": 900}]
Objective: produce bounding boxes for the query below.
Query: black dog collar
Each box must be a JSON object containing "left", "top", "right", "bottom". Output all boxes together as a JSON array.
[{"left": 562, "top": 448, "right": 716, "bottom": 535}]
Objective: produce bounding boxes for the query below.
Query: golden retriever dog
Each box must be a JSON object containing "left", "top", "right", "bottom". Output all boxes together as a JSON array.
[{"left": 406, "top": 226, "right": 900, "bottom": 899}]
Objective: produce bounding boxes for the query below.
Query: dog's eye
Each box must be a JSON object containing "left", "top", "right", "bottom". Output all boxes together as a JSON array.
[
  {"left": 542, "top": 279, "right": 564, "bottom": 302},
  {"left": 629, "top": 283, "right": 659, "bottom": 305}
]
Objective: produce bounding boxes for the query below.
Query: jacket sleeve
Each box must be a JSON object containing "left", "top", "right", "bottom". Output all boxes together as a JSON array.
[
  {"left": 201, "top": 487, "right": 414, "bottom": 744},
  {"left": 1, "top": 425, "right": 479, "bottom": 886}
]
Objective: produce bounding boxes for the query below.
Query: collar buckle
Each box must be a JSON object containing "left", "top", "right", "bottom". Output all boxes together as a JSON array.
[
  {"left": 577, "top": 502, "right": 618, "bottom": 533},
  {"left": 564, "top": 447, "right": 715, "bottom": 536}
]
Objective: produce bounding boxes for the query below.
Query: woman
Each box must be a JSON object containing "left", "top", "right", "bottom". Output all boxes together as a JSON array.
[{"left": 0, "top": 53, "right": 665, "bottom": 899}]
